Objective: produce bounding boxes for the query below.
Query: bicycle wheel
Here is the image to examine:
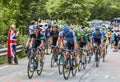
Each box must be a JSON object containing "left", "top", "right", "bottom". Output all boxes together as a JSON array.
[
  {"left": 54, "top": 49, "right": 59, "bottom": 65},
  {"left": 78, "top": 59, "right": 82, "bottom": 71},
  {"left": 28, "top": 49, "right": 31, "bottom": 59},
  {"left": 27, "top": 57, "right": 35, "bottom": 79},
  {"left": 72, "top": 59, "right": 77, "bottom": 76},
  {"left": 83, "top": 56, "right": 87, "bottom": 69},
  {"left": 95, "top": 53, "right": 99, "bottom": 67},
  {"left": 37, "top": 59, "right": 43, "bottom": 76},
  {"left": 102, "top": 50, "right": 105, "bottom": 62},
  {"left": 88, "top": 53, "right": 91, "bottom": 64},
  {"left": 58, "top": 55, "right": 64, "bottom": 75},
  {"left": 63, "top": 59, "right": 70, "bottom": 80},
  {"left": 51, "top": 54, "right": 55, "bottom": 68}
]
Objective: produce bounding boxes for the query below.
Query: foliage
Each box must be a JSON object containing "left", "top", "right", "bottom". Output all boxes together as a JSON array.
[
  {"left": 0, "top": 56, "right": 8, "bottom": 64},
  {"left": 89, "top": 0, "right": 120, "bottom": 20},
  {"left": 17, "top": 50, "right": 26, "bottom": 58},
  {"left": 0, "top": 50, "right": 27, "bottom": 64},
  {"left": 17, "top": 34, "right": 28, "bottom": 45},
  {"left": 0, "top": 0, "right": 120, "bottom": 39},
  {"left": 46, "top": 0, "right": 90, "bottom": 24}
]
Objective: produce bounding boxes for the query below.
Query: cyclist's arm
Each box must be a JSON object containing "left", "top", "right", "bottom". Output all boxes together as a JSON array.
[
  {"left": 25, "top": 38, "right": 31, "bottom": 48},
  {"left": 38, "top": 40, "right": 44, "bottom": 48},
  {"left": 73, "top": 32, "right": 78, "bottom": 49},
  {"left": 100, "top": 33, "right": 104, "bottom": 44},
  {"left": 30, "top": 38, "right": 34, "bottom": 48}
]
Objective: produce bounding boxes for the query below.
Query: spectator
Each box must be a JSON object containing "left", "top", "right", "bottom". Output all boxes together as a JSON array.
[
  {"left": 25, "top": 20, "right": 35, "bottom": 48},
  {"left": 113, "top": 30, "right": 119, "bottom": 52},
  {"left": 7, "top": 24, "right": 19, "bottom": 64},
  {"left": 45, "top": 23, "right": 52, "bottom": 54},
  {"left": 110, "top": 30, "right": 115, "bottom": 48},
  {"left": 107, "top": 29, "right": 111, "bottom": 43}
]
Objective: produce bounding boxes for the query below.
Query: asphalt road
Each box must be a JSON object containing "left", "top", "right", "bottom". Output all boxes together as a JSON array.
[{"left": 0, "top": 46, "right": 120, "bottom": 82}]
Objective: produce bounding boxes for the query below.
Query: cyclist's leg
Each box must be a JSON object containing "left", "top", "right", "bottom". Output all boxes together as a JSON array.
[
  {"left": 98, "top": 41, "right": 103, "bottom": 57},
  {"left": 64, "top": 42, "right": 70, "bottom": 58},
  {"left": 45, "top": 38, "right": 49, "bottom": 54}
]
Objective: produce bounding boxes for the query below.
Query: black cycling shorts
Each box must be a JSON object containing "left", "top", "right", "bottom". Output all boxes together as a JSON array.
[
  {"left": 32, "top": 39, "right": 41, "bottom": 48},
  {"left": 66, "top": 42, "right": 74, "bottom": 50},
  {"left": 79, "top": 41, "right": 87, "bottom": 48},
  {"left": 93, "top": 38, "right": 101, "bottom": 46}
]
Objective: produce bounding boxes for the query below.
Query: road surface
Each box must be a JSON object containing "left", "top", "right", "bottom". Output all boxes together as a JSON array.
[{"left": 0, "top": 46, "right": 120, "bottom": 82}]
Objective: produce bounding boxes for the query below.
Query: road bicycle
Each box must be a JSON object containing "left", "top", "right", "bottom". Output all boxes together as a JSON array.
[
  {"left": 27, "top": 48, "right": 45, "bottom": 79},
  {"left": 62, "top": 49, "right": 77, "bottom": 80}
]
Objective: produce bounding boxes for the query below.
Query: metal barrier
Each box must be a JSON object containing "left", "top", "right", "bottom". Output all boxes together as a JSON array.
[{"left": 0, "top": 45, "right": 23, "bottom": 56}]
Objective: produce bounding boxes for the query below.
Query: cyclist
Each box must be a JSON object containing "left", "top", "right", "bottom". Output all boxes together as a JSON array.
[
  {"left": 25, "top": 20, "right": 35, "bottom": 48},
  {"left": 31, "top": 25, "right": 45, "bottom": 70},
  {"left": 56, "top": 24, "right": 77, "bottom": 59},
  {"left": 77, "top": 31, "right": 88, "bottom": 60},
  {"left": 45, "top": 23, "right": 52, "bottom": 54},
  {"left": 110, "top": 30, "right": 115, "bottom": 48},
  {"left": 102, "top": 31, "right": 108, "bottom": 55},
  {"left": 50, "top": 24, "right": 59, "bottom": 61},
  {"left": 92, "top": 26, "right": 104, "bottom": 57},
  {"left": 86, "top": 29, "right": 93, "bottom": 55}
]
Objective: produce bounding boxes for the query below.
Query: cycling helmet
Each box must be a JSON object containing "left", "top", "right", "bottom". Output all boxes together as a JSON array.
[
  {"left": 95, "top": 26, "right": 100, "bottom": 30},
  {"left": 63, "top": 24, "right": 70, "bottom": 33},
  {"left": 33, "top": 25, "right": 40, "bottom": 29}
]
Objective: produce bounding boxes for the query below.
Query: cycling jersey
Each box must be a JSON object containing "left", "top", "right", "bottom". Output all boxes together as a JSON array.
[
  {"left": 29, "top": 25, "right": 34, "bottom": 35},
  {"left": 78, "top": 35, "right": 88, "bottom": 48},
  {"left": 50, "top": 30, "right": 59, "bottom": 46},
  {"left": 29, "top": 25, "right": 35, "bottom": 38},
  {"left": 45, "top": 28, "right": 51, "bottom": 38},
  {"left": 59, "top": 29, "right": 75, "bottom": 50},
  {"left": 32, "top": 32, "right": 45, "bottom": 48},
  {"left": 59, "top": 29, "right": 75, "bottom": 44},
  {"left": 92, "top": 31, "right": 103, "bottom": 45}
]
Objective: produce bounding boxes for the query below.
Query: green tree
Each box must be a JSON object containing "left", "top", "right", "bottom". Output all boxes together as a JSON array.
[
  {"left": 46, "top": 0, "right": 90, "bottom": 24},
  {"left": 90, "top": 0, "right": 120, "bottom": 20}
]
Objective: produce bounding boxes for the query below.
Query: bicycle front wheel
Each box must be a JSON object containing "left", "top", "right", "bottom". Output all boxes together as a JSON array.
[
  {"left": 72, "top": 59, "right": 77, "bottom": 76},
  {"left": 37, "top": 59, "right": 43, "bottom": 76},
  {"left": 102, "top": 50, "right": 106, "bottom": 62},
  {"left": 78, "top": 59, "right": 82, "bottom": 71},
  {"left": 63, "top": 60, "right": 70, "bottom": 80},
  {"left": 58, "top": 56, "right": 64, "bottom": 75},
  {"left": 95, "top": 54, "right": 99, "bottom": 67},
  {"left": 83, "top": 56, "right": 87, "bottom": 69},
  {"left": 51, "top": 55, "right": 55, "bottom": 68},
  {"left": 27, "top": 57, "right": 35, "bottom": 79}
]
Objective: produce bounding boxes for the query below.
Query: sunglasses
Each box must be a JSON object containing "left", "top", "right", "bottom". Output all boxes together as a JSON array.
[{"left": 96, "top": 29, "right": 99, "bottom": 31}]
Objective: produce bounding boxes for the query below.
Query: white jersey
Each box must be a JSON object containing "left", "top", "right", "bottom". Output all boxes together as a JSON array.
[{"left": 29, "top": 25, "right": 34, "bottom": 35}]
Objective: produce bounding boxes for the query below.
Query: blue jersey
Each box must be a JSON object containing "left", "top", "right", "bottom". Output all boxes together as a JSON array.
[
  {"left": 45, "top": 28, "right": 51, "bottom": 38},
  {"left": 92, "top": 31, "right": 103, "bottom": 39},
  {"left": 59, "top": 29, "right": 75, "bottom": 44}
]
